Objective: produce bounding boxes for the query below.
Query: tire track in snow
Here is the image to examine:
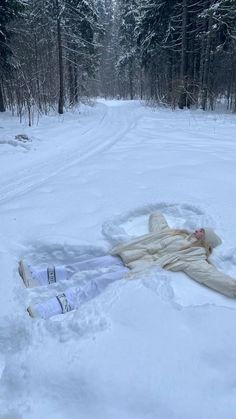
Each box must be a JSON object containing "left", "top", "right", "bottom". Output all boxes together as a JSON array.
[
  {"left": 0, "top": 103, "right": 108, "bottom": 200},
  {"left": 0, "top": 103, "right": 139, "bottom": 204}
]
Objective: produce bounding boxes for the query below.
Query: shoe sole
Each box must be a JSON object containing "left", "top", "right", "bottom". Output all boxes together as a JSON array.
[
  {"left": 18, "top": 260, "right": 37, "bottom": 288},
  {"left": 27, "top": 306, "right": 37, "bottom": 318},
  {"left": 27, "top": 306, "right": 34, "bottom": 317}
]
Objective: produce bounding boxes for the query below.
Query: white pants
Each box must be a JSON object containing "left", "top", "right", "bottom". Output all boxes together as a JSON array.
[
  {"left": 66, "top": 255, "right": 125, "bottom": 279},
  {"left": 32, "top": 255, "right": 125, "bottom": 285},
  {"left": 31, "top": 255, "right": 129, "bottom": 319}
]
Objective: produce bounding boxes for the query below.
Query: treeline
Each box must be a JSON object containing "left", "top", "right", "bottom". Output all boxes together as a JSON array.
[
  {"left": 0, "top": 0, "right": 236, "bottom": 122},
  {"left": 113, "top": 0, "right": 236, "bottom": 111},
  {"left": 0, "top": 0, "right": 103, "bottom": 123}
]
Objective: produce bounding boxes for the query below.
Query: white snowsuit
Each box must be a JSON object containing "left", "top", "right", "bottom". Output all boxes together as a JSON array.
[{"left": 111, "top": 212, "right": 236, "bottom": 298}]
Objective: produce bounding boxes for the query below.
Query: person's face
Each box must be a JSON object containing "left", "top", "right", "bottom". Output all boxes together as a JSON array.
[{"left": 194, "top": 228, "right": 205, "bottom": 240}]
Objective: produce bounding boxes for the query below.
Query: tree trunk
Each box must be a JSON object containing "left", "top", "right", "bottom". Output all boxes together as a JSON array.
[
  {"left": 178, "top": 0, "right": 188, "bottom": 109},
  {"left": 68, "top": 58, "right": 74, "bottom": 106},
  {"left": 139, "top": 67, "right": 143, "bottom": 100},
  {"left": 56, "top": 0, "right": 64, "bottom": 114},
  {"left": 0, "top": 81, "right": 5, "bottom": 112},
  {"left": 201, "top": 3, "right": 213, "bottom": 111},
  {"left": 73, "top": 54, "right": 78, "bottom": 103},
  {"left": 129, "top": 59, "right": 134, "bottom": 100},
  {"left": 34, "top": 34, "right": 42, "bottom": 112}
]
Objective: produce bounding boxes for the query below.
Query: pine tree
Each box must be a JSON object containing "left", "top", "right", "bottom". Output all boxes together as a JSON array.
[
  {"left": 171, "top": 0, "right": 207, "bottom": 109},
  {"left": 136, "top": 0, "right": 178, "bottom": 103},
  {"left": 115, "top": 0, "right": 140, "bottom": 99},
  {"left": 136, "top": 0, "right": 236, "bottom": 109},
  {"left": 198, "top": 0, "right": 236, "bottom": 109},
  {"left": 96, "top": 0, "right": 115, "bottom": 98},
  {"left": 8, "top": 0, "right": 103, "bottom": 115},
  {"left": 0, "top": 0, "right": 24, "bottom": 111},
  {"left": 65, "top": 0, "right": 102, "bottom": 102},
  {"left": 49, "top": 0, "right": 102, "bottom": 112}
]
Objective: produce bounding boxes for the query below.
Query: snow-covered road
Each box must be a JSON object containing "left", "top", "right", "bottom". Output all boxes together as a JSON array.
[
  {"left": 0, "top": 101, "right": 142, "bottom": 203},
  {"left": 1, "top": 100, "right": 236, "bottom": 419}
]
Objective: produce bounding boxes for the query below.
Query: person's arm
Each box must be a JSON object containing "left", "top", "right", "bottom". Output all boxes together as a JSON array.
[
  {"left": 148, "top": 212, "right": 169, "bottom": 233},
  {"left": 183, "top": 260, "right": 236, "bottom": 298}
]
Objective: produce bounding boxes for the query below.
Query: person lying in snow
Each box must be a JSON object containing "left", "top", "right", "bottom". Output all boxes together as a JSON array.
[{"left": 19, "top": 212, "right": 236, "bottom": 319}]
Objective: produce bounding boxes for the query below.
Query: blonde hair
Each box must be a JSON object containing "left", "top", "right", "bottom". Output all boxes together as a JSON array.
[
  {"left": 171, "top": 229, "right": 212, "bottom": 258},
  {"left": 190, "top": 238, "right": 212, "bottom": 257}
]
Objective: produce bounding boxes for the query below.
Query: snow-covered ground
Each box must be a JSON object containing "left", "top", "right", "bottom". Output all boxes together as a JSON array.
[{"left": 0, "top": 100, "right": 236, "bottom": 419}]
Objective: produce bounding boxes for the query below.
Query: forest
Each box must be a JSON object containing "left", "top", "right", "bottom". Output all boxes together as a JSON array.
[{"left": 0, "top": 0, "right": 236, "bottom": 122}]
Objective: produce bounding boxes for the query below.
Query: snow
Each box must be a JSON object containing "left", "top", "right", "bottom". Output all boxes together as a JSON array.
[{"left": 0, "top": 100, "right": 236, "bottom": 418}]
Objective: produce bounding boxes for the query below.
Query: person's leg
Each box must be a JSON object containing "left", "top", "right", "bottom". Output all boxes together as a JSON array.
[
  {"left": 65, "top": 265, "right": 128, "bottom": 308},
  {"left": 19, "top": 255, "right": 123, "bottom": 288},
  {"left": 66, "top": 255, "right": 124, "bottom": 278},
  {"left": 19, "top": 260, "right": 68, "bottom": 287},
  {"left": 28, "top": 266, "right": 129, "bottom": 319}
]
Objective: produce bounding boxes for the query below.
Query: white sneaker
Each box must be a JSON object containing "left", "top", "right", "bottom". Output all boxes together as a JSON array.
[
  {"left": 18, "top": 260, "right": 38, "bottom": 288},
  {"left": 27, "top": 297, "right": 63, "bottom": 319}
]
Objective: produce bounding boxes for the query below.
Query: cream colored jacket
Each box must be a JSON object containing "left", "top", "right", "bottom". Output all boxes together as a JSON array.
[{"left": 111, "top": 212, "right": 236, "bottom": 298}]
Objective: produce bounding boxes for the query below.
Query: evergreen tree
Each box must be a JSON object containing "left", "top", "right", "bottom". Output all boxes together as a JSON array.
[
  {"left": 115, "top": 0, "right": 140, "bottom": 99},
  {"left": 96, "top": 0, "right": 115, "bottom": 98},
  {"left": 65, "top": 0, "right": 102, "bottom": 101},
  {"left": 136, "top": 0, "right": 178, "bottom": 103},
  {"left": 136, "top": 0, "right": 236, "bottom": 109},
  {"left": 7, "top": 0, "right": 102, "bottom": 116},
  {"left": 0, "top": 0, "right": 24, "bottom": 111},
  {"left": 197, "top": 0, "right": 236, "bottom": 109},
  {"left": 48, "top": 0, "right": 102, "bottom": 112}
]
